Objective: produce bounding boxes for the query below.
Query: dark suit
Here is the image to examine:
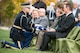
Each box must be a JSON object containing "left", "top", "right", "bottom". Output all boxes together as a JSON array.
[
  {"left": 47, "top": 10, "right": 56, "bottom": 26},
  {"left": 75, "top": 9, "right": 80, "bottom": 18},
  {"left": 39, "top": 13, "right": 75, "bottom": 51},
  {"left": 73, "top": 8, "right": 80, "bottom": 26}
]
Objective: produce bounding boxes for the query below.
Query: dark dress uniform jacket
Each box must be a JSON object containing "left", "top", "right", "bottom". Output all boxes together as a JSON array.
[
  {"left": 10, "top": 11, "right": 33, "bottom": 41},
  {"left": 55, "top": 13, "right": 75, "bottom": 38}
]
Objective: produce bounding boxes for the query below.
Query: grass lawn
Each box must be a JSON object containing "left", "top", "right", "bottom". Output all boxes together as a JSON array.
[{"left": 0, "top": 29, "right": 52, "bottom": 53}]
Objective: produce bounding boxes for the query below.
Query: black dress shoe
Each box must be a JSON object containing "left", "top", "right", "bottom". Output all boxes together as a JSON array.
[
  {"left": 38, "top": 49, "right": 46, "bottom": 51},
  {"left": 1, "top": 40, "right": 5, "bottom": 48},
  {"left": 38, "top": 48, "right": 49, "bottom": 51}
]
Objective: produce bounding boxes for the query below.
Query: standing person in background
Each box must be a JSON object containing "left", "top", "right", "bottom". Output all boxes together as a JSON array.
[
  {"left": 47, "top": 2, "right": 56, "bottom": 27},
  {"left": 33, "top": 0, "right": 46, "bottom": 10},
  {"left": 1, "top": 2, "right": 35, "bottom": 49},
  {"left": 77, "top": 13, "right": 80, "bottom": 26},
  {"left": 72, "top": 2, "right": 80, "bottom": 25}
]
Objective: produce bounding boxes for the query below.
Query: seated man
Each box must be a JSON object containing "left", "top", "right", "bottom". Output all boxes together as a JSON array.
[
  {"left": 31, "top": 8, "right": 49, "bottom": 49},
  {"left": 39, "top": 2, "right": 75, "bottom": 51}
]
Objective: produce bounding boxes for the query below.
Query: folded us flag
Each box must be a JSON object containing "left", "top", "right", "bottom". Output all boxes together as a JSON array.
[{"left": 34, "top": 24, "right": 47, "bottom": 30}]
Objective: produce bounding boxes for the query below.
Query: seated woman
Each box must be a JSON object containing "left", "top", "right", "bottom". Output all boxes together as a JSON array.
[{"left": 36, "top": 3, "right": 65, "bottom": 49}]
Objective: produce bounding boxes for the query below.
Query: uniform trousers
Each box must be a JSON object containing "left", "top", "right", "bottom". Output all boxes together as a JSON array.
[{"left": 4, "top": 31, "right": 34, "bottom": 49}]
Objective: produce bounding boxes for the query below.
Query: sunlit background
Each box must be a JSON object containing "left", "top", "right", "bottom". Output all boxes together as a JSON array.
[{"left": 0, "top": 0, "right": 80, "bottom": 27}]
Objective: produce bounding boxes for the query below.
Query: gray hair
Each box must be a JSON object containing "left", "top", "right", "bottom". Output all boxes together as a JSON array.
[{"left": 38, "top": 8, "right": 46, "bottom": 13}]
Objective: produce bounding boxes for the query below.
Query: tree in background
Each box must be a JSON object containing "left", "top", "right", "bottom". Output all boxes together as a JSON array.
[
  {"left": 0, "top": 0, "right": 11, "bottom": 26},
  {"left": 12, "top": 0, "right": 27, "bottom": 14},
  {"left": 0, "top": 0, "right": 57, "bottom": 26}
]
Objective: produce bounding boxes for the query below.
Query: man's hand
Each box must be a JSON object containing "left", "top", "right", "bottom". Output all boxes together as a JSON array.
[
  {"left": 75, "top": 18, "right": 78, "bottom": 22},
  {"left": 47, "top": 28, "right": 56, "bottom": 32}
]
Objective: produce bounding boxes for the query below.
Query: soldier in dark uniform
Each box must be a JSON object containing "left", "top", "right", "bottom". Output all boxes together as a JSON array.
[{"left": 1, "top": 2, "right": 35, "bottom": 49}]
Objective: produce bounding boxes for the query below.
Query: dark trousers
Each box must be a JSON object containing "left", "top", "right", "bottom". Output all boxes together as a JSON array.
[
  {"left": 39, "top": 32, "right": 56, "bottom": 51},
  {"left": 5, "top": 31, "right": 33, "bottom": 49}
]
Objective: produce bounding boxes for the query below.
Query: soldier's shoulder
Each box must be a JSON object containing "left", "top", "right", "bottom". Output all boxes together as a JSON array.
[{"left": 16, "top": 11, "right": 25, "bottom": 17}]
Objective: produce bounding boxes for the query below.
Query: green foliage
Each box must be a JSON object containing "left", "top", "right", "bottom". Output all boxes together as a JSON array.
[
  {"left": 5, "top": 0, "right": 15, "bottom": 18},
  {"left": 0, "top": 0, "right": 57, "bottom": 26}
]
